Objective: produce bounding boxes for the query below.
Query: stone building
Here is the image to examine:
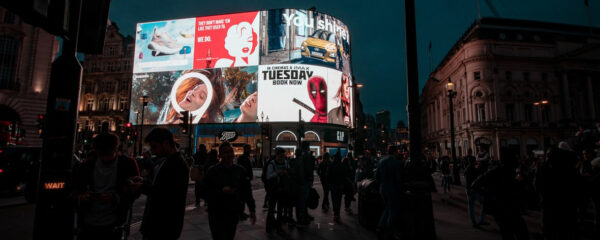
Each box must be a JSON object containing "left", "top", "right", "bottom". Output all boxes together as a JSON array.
[
  {"left": 0, "top": 7, "right": 59, "bottom": 147},
  {"left": 77, "top": 22, "right": 134, "bottom": 145},
  {"left": 421, "top": 18, "right": 600, "bottom": 160}
]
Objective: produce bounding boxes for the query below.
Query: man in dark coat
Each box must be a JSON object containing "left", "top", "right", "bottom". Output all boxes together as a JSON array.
[
  {"left": 236, "top": 144, "right": 254, "bottom": 220},
  {"left": 131, "top": 128, "right": 189, "bottom": 240},
  {"left": 73, "top": 133, "right": 140, "bottom": 240},
  {"left": 297, "top": 141, "right": 316, "bottom": 225},
  {"left": 204, "top": 142, "right": 256, "bottom": 240},
  {"left": 472, "top": 151, "right": 529, "bottom": 240}
]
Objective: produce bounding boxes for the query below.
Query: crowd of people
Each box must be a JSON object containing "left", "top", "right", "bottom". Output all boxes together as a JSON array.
[
  {"left": 69, "top": 123, "right": 600, "bottom": 240},
  {"left": 434, "top": 123, "right": 600, "bottom": 240}
]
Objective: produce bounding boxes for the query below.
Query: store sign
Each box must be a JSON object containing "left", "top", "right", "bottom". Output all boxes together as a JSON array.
[
  {"left": 324, "top": 129, "right": 348, "bottom": 143},
  {"left": 219, "top": 130, "right": 238, "bottom": 142}
]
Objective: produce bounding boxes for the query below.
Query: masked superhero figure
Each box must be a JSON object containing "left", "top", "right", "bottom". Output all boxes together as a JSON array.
[{"left": 308, "top": 76, "right": 327, "bottom": 123}]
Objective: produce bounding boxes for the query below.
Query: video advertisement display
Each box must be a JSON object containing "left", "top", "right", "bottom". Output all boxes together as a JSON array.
[{"left": 131, "top": 9, "right": 353, "bottom": 128}]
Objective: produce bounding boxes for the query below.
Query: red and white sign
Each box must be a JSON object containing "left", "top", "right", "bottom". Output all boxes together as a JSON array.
[{"left": 193, "top": 11, "right": 260, "bottom": 69}]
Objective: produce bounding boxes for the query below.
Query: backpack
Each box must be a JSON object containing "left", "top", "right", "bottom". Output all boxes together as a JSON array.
[
  {"left": 261, "top": 159, "right": 272, "bottom": 183},
  {"left": 307, "top": 188, "right": 320, "bottom": 209}
]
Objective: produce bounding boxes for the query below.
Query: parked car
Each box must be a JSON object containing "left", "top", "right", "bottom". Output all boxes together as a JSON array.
[{"left": 0, "top": 146, "right": 41, "bottom": 202}]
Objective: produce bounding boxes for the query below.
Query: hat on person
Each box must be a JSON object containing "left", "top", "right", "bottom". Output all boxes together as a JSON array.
[
  {"left": 591, "top": 157, "right": 600, "bottom": 169},
  {"left": 558, "top": 141, "right": 572, "bottom": 151}
]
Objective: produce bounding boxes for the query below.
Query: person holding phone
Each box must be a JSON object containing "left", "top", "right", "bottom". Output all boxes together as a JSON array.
[{"left": 72, "top": 133, "right": 140, "bottom": 240}]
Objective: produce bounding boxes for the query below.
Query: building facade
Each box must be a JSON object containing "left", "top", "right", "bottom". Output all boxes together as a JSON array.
[
  {"left": 421, "top": 18, "right": 600, "bottom": 160},
  {"left": 0, "top": 7, "right": 59, "bottom": 147},
  {"left": 77, "top": 23, "right": 134, "bottom": 149}
]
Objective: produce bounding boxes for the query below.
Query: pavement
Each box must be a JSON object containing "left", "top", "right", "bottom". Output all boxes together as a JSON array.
[
  {"left": 2, "top": 169, "right": 597, "bottom": 240},
  {"left": 125, "top": 170, "right": 534, "bottom": 240}
]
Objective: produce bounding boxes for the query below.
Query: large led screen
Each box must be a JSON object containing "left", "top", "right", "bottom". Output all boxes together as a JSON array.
[{"left": 131, "top": 9, "right": 353, "bottom": 128}]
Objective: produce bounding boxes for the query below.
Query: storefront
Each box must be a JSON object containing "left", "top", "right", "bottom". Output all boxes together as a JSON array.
[{"left": 188, "top": 122, "right": 350, "bottom": 163}]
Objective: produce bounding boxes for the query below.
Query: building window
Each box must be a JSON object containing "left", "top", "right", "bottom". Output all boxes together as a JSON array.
[
  {"left": 3, "top": 11, "right": 15, "bottom": 24},
  {"left": 124, "top": 60, "right": 131, "bottom": 71},
  {"left": 523, "top": 72, "right": 530, "bottom": 81},
  {"left": 100, "top": 81, "right": 115, "bottom": 93},
  {"left": 475, "top": 104, "right": 486, "bottom": 122},
  {"left": 0, "top": 36, "right": 19, "bottom": 89},
  {"left": 524, "top": 104, "right": 533, "bottom": 121},
  {"left": 474, "top": 71, "right": 481, "bottom": 81},
  {"left": 119, "top": 97, "right": 128, "bottom": 111},
  {"left": 541, "top": 72, "right": 547, "bottom": 82},
  {"left": 542, "top": 107, "right": 550, "bottom": 122},
  {"left": 506, "top": 71, "right": 512, "bottom": 80},
  {"left": 506, "top": 104, "right": 515, "bottom": 121},
  {"left": 84, "top": 82, "right": 94, "bottom": 93},
  {"left": 100, "top": 98, "right": 110, "bottom": 112},
  {"left": 87, "top": 99, "right": 94, "bottom": 111}
]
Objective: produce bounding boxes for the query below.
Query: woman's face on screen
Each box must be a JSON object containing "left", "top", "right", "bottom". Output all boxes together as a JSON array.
[{"left": 179, "top": 82, "right": 208, "bottom": 111}]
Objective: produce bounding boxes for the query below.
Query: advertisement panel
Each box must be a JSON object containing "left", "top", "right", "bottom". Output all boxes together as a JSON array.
[
  {"left": 193, "top": 11, "right": 260, "bottom": 69},
  {"left": 134, "top": 18, "right": 196, "bottom": 73},
  {"left": 130, "top": 66, "right": 258, "bottom": 124},
  {"left": 132, "top": 9, "right": 353, "bottom": 127},
  {"left": 257, "top": 64, "right": 352, "bottom": 127},
  {"left": 258, "top": 9, "right": 352, "bottom": 78}
]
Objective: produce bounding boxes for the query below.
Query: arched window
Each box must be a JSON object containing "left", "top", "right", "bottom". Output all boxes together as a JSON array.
[
  {"left": 276, "top": 130, "right": 297, "bottom": 141},
  {"left": 0, "top": 36, "right": 19, "bottom": 90},
  {"left": 303, "top": 131, "right": 320, "bottom": 142}
]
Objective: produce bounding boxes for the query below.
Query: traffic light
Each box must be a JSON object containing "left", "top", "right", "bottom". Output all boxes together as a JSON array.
[
  {"left": 125, "top": 122, "right": 132, "bottom": 128},
  {"left": 36, "top": 114, "right": 45, "bottom": 137},
  {"left": 179, "top": 111, "right": 189, "bottom": 133}
]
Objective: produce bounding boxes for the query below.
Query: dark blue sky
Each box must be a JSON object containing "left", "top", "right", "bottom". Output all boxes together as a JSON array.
[{"left": 109, "top": 0, "right": 599, "bottom": 126}]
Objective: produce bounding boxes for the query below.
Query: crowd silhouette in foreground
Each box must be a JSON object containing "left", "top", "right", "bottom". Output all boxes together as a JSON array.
[{"left": 71, "top": 123, "right": 600, "bottom": 240}]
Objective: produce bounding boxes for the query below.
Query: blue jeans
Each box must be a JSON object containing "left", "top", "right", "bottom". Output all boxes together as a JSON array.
[
  {"left": 377, "top": 194, "right": 400, "bottom": 232},
  {"left": 296, "top": 181, "right": 311, "bottom": 222},
  {"left": 441, "top": 175, "right": 452, "bottom": 193},
  {"left": 466, "top": 189, "right": 486, "bottom": 225}
]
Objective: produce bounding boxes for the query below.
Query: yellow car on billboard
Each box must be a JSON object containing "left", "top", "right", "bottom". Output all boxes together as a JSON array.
[{"left": 301, "top": 29, "right": 343, "bottom": 65}]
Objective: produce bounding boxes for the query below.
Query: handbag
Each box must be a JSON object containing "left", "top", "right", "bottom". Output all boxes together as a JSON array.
[
  {"left": 307, "top": 187, "right": 320, "bottom": 209},
  {"left": 190, "top": 166, "right": 204, "bottom": 182}
]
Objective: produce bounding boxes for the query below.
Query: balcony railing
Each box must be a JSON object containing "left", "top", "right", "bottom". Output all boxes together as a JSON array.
[{"left": 79, "top": 109, "right": 128, "bottom": 116}]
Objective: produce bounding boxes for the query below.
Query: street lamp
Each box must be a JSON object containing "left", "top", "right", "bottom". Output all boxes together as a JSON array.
[
  {"left": 138, "top": 96, "right": 149, "bottom": 157},
  {"left": 350, "top": 82, "right": 364, "bottom": 154},
  {"left": 446, "top": 79, "right": 461, "bottom": 185},
  {"left": 134, "top": 110, "right": 139, "bottom": 156},
  {"left": 533, "top": 99, "right": 549, "bottom": 150}
]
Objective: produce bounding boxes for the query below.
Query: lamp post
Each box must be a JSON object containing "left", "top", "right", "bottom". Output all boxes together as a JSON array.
[
  {"left": 138, "top": 95, "right": 149, "bottom": 157},
  {"left": 446, "top": 79, "right": 460, "bottom": 185},
  {"left": 350, "top": 82, "right": 363, "bottom": 154},
  {"left": 266, "top": 115, "right": 270, "bottom": 159},
  {"left": 134, "top": 110, "right": 139, "bottom": 156},
  {"left": 260, "top": 111, "right": 265, "bottom": 165},
  {"left": 533, "top": 99, "right": 549, "bottom": 150}
]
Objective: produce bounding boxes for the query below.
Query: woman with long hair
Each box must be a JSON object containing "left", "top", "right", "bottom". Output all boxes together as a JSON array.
[
  {"left": 161, "top": 69, "right": 225, "bottom": 124},
  {"left": 328, "top": 73, "right": 351, "bottom": 126}
]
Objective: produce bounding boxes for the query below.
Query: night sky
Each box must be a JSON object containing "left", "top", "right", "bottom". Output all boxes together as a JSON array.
[{"left": 109, "top": 0, "right": 599, "bottom": 126}]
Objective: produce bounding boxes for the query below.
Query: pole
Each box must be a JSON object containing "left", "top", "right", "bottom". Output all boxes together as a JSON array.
[
  {"left": 405, "top": 0, "right": 436, "bottom": 239},
  {"left": 405, "top": 0, "right": 422, "bottom": 163},
  {"left": 135, "top": 112, "right": 140, "bottom": 156},
  {"left": 188, "top": 113, "right": 193, "bottom": 157},
  {"left": 449, "top": 93, "right": 460, "bottom": 185},
  {"left": 33, "top": 0, "right": 83, "bottom": 238},
  {"left": 139, "top": 100, "right": 146, "bottom": 156}
]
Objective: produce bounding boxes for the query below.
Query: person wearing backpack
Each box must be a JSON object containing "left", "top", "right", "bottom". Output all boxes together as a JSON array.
[
  {"left": 265, "top": 148, "right": 290, "bottom": 234},
  {"left": 318, "top": 153, "right": 332, "bottom": 212}
]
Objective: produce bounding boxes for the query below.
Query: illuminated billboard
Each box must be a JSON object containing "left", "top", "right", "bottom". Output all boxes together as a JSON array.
[{"left": 131, "top": 9, "right": 353, "bottom": 127}]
